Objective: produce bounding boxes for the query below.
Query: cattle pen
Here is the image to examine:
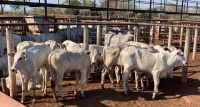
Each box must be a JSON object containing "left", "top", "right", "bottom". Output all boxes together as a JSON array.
[
  {"left": 1, "top": 19, "right": 200, "bottom": 91},
  {"left": 0, "top": 0, "right": 200, "bottom": 106}
]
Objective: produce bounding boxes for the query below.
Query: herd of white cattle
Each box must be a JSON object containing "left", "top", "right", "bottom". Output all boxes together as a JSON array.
[{"left": 0, "top": 27, "right": 187, "bottom": 104}]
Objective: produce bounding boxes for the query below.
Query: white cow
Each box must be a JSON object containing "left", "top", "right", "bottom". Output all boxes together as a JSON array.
[
  {"left": 118, "top": 46, "right": 187, "bottom": 99},
  {"left": 104, "top": 31, "right": 134, "bottom": 46},
  {"left": 62, "top": 40, "right": 103, "bottom": 74},
  {"left": 0, "top": 34, "right": 21, "bottom": 56},
  {"left": 44, "top": 40, "right": 60, "bottom": 51},
  {"left": 48, "top": 49, "right": 91, "bottom": 100},
  {"left": 17, "top": 41, "right": 36, "bottom": 51},
  {"left": 11, "top": 44, "right": 51, "bottom": 103},
  {"left": 101, "top": 42, "right": 157, "bottom": 89}
]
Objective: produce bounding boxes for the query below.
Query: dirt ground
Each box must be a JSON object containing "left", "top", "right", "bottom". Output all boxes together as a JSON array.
[{"left": 12, "top": 39, "right": 200, "bottom": 107}]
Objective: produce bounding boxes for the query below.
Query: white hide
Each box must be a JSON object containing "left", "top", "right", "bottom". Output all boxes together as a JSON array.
[
  {"left": 11, "top": 44, "right": 51, "bottom": 103},
  {"left": 118, "top": 46, "right": 187, "bottom": 99},
  {"left": 48, "top": 49, "right": 91, "bottom": 99},
  {"left": 17, "top": 41, "right": 36, "bottom": 51}
]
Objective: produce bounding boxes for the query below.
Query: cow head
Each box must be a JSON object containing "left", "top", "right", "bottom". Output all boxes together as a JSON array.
[
  {"left": 11, "top": 49, "right": 27, "bottom": 72},
  {"left": 45, "top": 40, "right": 60, "bottom": 51},
  {"left": 175, "top": 49, "right": 187, "bottom": 66},
  {"left": 88, "top": 47, "right": 101, "bottom": 65},
  {"left": 86, "top": 47, "right": 101, "bottom": 73}
]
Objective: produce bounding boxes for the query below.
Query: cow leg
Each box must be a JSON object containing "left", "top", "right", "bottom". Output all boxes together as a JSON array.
[
  {"left": 44, "top": 67, "right": 49, "bottom": 96},
  {"left": 101, "top": 68, "right": 107, "bottom": 89},
  {"left": 140, "top": 78, "right": 144, "bottom": 90},
  {"left": 20, "top": 76, "right": 26, "bottom": 104},
  {"left": 80, "top": 69, "right": 87, "bottom": 97},
  {"left": 32, "top": 77, "right": 37, "bottom": 103},
  {"left": 115, "top": 66, "right": 121, "bottom": 86},
  {"left": 134, "top": 71, "right": 139, "bottom": 90},
  {"left": 74, "top": 72, "right": 80, "bottom": 95},
  {"left": 146, "top": 77, "right": 149, "bottom": 88},
  {"left": 41, "top": 67, "right": 47, "bottom": 96},
  {"left": 50, "top": 69, "right": 57, "bottom": 100},
  {"left": 122, "top": 68, "right": 130, "bottom": 95},
  {"left": 56, "top": 71, "right": 65, "bottom": 99},
  {"left": 152, "top": 72, "right": 160, "bottom": 99},
  {"left": 108, "top": 67, "right": 115, "bottom": 87}
]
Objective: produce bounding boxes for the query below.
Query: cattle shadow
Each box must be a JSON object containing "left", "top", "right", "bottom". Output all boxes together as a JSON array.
[
  {"left": 17, "top": 74, "right": 200, "bottom": 107},
  {"left": 53, "top": 75, "right": 199, "bottom": 107}
]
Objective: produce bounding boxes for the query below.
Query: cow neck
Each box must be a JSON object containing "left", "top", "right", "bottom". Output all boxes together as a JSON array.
[
  {"left": 167, "top": 51, "right": 178, "bottom": 67},
  {"left": 23, "top": 55, "right": 32, "bottom": 74}
]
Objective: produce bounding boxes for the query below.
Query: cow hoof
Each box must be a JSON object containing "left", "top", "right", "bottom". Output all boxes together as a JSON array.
[
  {"left": 32, "top": 99, "right": 37, "bottom": 103},
  {"left": 53, "top": 95, "right": 58, "bottom": 101},
  {"left": 124, "top": 92, "right": 128, "bottom": 96},
  {"left": 81, "top": 94, "right": 85, "bottom": 98},
  {"left": 152, "top": 93, "right": 156, "bottom": 100},
  {"left": 101, "top": 84, "right": 104, "bottom": 89},
  {"left": 119, "top": 82, "right": 122, "bottom": 87},
  {"left": 61, "top": 96, "right": 66, "bottom": 100},
  {"left": 74, "top": 91, "right": 77, "bottom": 95},
  {"left": 21, "top": 100, "right": 25, "bottom": 104}
]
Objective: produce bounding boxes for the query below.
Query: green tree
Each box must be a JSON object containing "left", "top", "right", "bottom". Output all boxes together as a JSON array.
[
  {"left": 9, "top": 0, "right": 27, "bottom": 14},
  {"left": 62, "top": 0, "right": 82, "bottom": 15},
  {"left": 0, "top": 0, "right": 7, "bottom": 14},
  {"left": 99, "top": 0, "right": 136, "bottom": 18},
  {"left": 31, "top": 7, "right": 45, "bottom": 15}
]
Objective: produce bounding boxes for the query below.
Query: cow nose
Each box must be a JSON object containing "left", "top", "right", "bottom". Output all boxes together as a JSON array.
[
  {"left": 11, "top": 69, "right": 15, "bottom": 72},
  {"left": 92, "top": 62, "right": 96, "bottom": 65}
]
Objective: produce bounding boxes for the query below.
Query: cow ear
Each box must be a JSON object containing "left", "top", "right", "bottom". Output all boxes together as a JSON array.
[
  {"left": 86, "top": 51, "right": 91, "bottom": 55},
  {"left": 177, "top": 50, "right": 182, "bottom": 55},
  {"left": 23, "top": 49, "right": 27, "bottom": 60}
]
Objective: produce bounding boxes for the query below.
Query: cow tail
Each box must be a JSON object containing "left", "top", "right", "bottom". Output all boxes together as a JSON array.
[{"left": 48, "top": 52, "right": 56, "bottom": 89}]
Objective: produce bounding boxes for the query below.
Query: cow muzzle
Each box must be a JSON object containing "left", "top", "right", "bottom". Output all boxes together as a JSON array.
[
  {"left": 183, "top": 61, "right": 187, "bottom": 66},
  {"left": 92, "top": 62, "right": 96, "bottom": 65},
  {"left": 11, "top": 68, "right": 16, "bottom": 72}
]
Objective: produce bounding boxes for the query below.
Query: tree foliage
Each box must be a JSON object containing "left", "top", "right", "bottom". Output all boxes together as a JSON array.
[{"left": 62, "top": 0, "right": 82, "bottom": 15}]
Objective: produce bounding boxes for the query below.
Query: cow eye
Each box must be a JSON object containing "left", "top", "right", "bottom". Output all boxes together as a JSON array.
[{"left": 19, "top": 58, "right": 22, "bottom": 60}]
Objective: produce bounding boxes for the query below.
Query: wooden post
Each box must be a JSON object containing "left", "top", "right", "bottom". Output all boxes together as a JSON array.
[
  {"left": 182, "top": 28, "right": 190, "bottom": 84},
  {"left": 44, "top": 20, "right": 49, "bottom": 33},
  {"left": 134, "top": 25, "right": 140, "bottom": 42},
  {"left": 67, "top": 25, "right": 70, "bottom": 40},
  {"left": 168, "top": 27, "right": 173, "bottom": 48},
  {"left": 149, "top": 25, "right": 155, "bottom": 44},
  {"left": 77, "top": 15, "right": 81, "bottom": 29},
  {"left": 1, "top": 21, "right": 5, "bottom": 36},
  {"left": 156, "top": 21, "right": 161, "bottom": 40},
  {"left": 83, "top": 25, "right": 89, "bottom": 50},
  {"left": 179, "top": 27, "right": 184, "bottom": 47},
  {"left": 192, "top": 27, "right": 198, "bottom": 60},
  {"left": 128, "top": 20, "right": 131, "bottom": 31},
  {"left": 105, "top": 25, "right": 108, "bottom": 33},
  {"left": 163, "top": 26, "right": 166, "bottom": 45},
  {"left": 22, "top": 19, "right": 26, "bottom": 35},
  {"left": 96, "top": 25, "right": 101, "bottom": 45},
  {"left": 1, "top": 78, "right": 9, "bottom": 95},
  {"left": 54, "top": 18, "right": 58, "bottom": 33},
  {"left": 6, "top": 28, "right": 17, "bottom": 98}
]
